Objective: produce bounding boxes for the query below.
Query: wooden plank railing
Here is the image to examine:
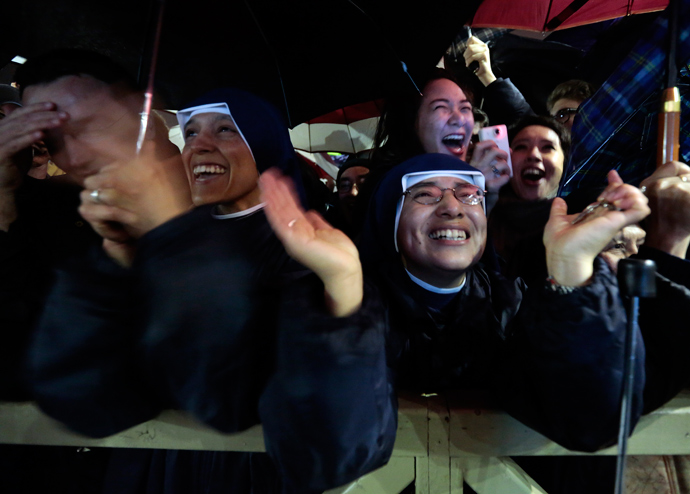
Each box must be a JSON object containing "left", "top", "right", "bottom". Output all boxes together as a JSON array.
[{"left": 2, "top": 389, "right": 690, "bottom": 493}]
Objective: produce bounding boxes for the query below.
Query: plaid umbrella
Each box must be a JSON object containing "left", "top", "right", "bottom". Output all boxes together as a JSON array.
[{"left": 560, "top": 0, "right": 690, "bottom": 195}]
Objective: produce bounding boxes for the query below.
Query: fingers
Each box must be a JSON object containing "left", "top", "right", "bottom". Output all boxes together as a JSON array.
[
  {"left": 260, "top": 168, "right": 308, "bottom": 240},
  {"left": 596, "top": 170, "right": 648, "bottom": 214},
  {"left": 641, "top": 161, "right": 690, "bottom": 186},
  {"left": 644, "top": 161, "right": 690, "bottom": 195},
  {"left": 470, "top": 141, "right": 509, "bottom": 170}
]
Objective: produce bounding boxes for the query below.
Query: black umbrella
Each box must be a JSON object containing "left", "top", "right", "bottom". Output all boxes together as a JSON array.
[{"left": 3, "top": 0, "right": 482, "bottom": 126}]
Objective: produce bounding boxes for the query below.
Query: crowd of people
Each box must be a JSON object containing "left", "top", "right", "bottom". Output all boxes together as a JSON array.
[{"left": 0, "top": 31, "right": 689, "bottom": 494}]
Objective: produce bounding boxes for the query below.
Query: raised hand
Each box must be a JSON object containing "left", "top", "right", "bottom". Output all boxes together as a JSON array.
[
  {"left": 638, "top": 161, "right": 690, "bottom": 257},
  {"left": 468, "top": 140, "right": 510, "bottom": 212},
  {"left": 0, "top": 102, "right": 68, "bottom": 187},
  {"left": 79, "top": 139, "right": 192, "bottom": 247},
  {"left": 544, "top": 170, "right": 650, "bottom": 286},
  {"left": 463, "top": 36, "right": 497, "bottom": 87},
  {"left": 260, "top": 168, "right": 363, "bottom": 317}
]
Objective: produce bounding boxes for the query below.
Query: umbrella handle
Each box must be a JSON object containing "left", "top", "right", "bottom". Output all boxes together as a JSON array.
[{"left": 657, "top": 87, "right": 681, "bottom": 168}]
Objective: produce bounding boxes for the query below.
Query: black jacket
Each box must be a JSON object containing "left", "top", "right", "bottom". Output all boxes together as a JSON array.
[{"left": 375, "top": 258, "right": 644, "bottom": 453}]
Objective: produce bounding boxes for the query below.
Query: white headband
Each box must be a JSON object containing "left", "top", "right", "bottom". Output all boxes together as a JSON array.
[{"left": 175, "top": 102, "right": 255, "bottom": 162}]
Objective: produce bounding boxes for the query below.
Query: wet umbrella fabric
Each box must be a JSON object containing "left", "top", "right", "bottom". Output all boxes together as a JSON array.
[
  {"left": 471, "top": 0, "right": 668, "bottom": 32},
  {"left": 4, "top": 0, "right": 482, "bottom": 126},
  {"left": 559, "top": 0, "right": 690, "bottom": 195}
]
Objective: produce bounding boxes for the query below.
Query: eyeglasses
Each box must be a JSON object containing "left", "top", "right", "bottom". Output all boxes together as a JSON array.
[
  {"left": 339, "top": 180, "right": 364, "bottom": 193},
  {"left": 553, "top": 107, "right": 578, "bottom": 124},
  {"left": 403, "top": 183, "right": 486, "bottom": 206}
]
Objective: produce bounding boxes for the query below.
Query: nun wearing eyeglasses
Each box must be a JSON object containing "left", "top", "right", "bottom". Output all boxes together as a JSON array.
[{"left": 264, "top": 151, "right": 649, "bottom": 455}]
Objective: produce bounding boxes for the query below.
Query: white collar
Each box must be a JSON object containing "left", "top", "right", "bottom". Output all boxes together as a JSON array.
[
  {"left": 212, "top": 202, "right": 265, "bottom": 220},
  {"left": 405, "top": 269, "right": 466, "bottom": 294}
]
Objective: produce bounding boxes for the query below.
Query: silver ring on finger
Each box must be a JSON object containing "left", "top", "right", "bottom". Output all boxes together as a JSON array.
[
  {"left": 681, "top": 175, "right": 689, "bottom": 183},
  {"left": 90, "top": 189, "right": 102, "bottom": 204},
  {"left": 639, "top": 185, "right": 647, "bottom": 195},
  {"left": 491, "top": 166, "right": 501, "bottom": 177}
]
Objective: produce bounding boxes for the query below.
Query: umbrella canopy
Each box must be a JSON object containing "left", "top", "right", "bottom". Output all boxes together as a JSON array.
[
  {"left": 3, "top": 0, "right": 482, "bottom": 126},
  {"left": 559, "top": 0, "right": 690, "bottom": 195},
  {"left": 471, "top": 0, "right": 669, "bottom": 32},
  {"left": 289, "top": 100, "right": 382, "bottom": 154}
]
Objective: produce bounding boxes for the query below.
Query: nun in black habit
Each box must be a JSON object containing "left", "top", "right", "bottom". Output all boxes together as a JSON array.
[
  {"left": 30, "top": 88, "right": 395, "bottom": 493},
  {"left": 263, "top": 152, "right": 649, "bottom": 457}
]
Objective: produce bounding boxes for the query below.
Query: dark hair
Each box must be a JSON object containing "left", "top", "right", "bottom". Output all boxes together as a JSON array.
[
  {"left": 337, "top": 158, "right": 371, "bottom": 186},
  {"left": 372, "top": 68, "right": 474, "bottom": 166},
  {"left": 15, "top": 49, "right": 140, "bottom": 96},
  {"left": 509, "top": 115, "right": 571, "bottom": 161},
  {"left": 545, "top": 79, "right": 595, "bottom": 113}
]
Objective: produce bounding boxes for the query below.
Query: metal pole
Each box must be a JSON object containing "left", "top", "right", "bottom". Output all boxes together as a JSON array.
[{"left": 614, "top": 259, "right": 657, "bottom": 494}]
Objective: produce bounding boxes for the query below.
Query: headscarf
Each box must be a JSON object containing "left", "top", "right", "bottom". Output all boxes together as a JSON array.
[
  {"left": 176, "top": 88, "right": 306, "bottom": 205},
  {"left": 359, "top": 153, "right": 485, "bottom": 270}
]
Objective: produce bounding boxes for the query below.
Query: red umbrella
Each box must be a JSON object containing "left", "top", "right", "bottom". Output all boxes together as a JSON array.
[{"left": 471, "top": 0, "right": 668, "bottom": 31}]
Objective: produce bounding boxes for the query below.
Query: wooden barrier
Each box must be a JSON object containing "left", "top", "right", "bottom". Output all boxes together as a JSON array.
[{"left": 2, "top": 390, "right": 690, "bottom": 493}]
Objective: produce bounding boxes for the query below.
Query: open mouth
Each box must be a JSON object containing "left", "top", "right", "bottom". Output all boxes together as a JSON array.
[
  {"left": 193, "top": 164, "right": 227, "bottom": 180},
  {"left": 429, "top": 228, "right": 468, "bottom": 241},
  {"left": 520, "top": 167, "right": 545, "bottom": 185},
  {"left": 441, "top": 134, "right": 466, "bottom": 156}
]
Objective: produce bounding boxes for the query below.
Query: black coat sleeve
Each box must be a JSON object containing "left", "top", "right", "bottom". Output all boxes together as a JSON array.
[
  {"left": 259, "top": 278, "right": 396, "bottom": 494},
  {"left": 499, "top": 258, "right": 645, "bottom": 452},
  {"left": 634, "top": 246, "right": 690, "bottom": 412},
  {"left": 480, "top": 77, "right": 535, "bottom": 126},
  {"left": 29, "top": 247, "right": 161, "bottom": 437}
]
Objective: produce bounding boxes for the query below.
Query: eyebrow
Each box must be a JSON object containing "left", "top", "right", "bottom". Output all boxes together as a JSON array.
[
  {"left": 429, "top": 98, "right": 471, "bottom": 106},
  {"left": 512, "top": 138, "right": 558, "bottom": 146}
]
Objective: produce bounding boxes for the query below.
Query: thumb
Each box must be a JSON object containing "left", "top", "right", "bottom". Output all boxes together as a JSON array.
[
  {"left": 606, "top": 169, "right": 624, "bottom": 187},
  {"left": 549, "top": 197, "right": 568, "bottom": 219}
]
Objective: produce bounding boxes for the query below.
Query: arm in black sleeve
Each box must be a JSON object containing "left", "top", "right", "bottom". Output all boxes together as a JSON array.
[
  {"left": 633, "top": 245, "right": 690, "bottom": 412},
  {"left": 499, "top": 258, "right": 645, "bottom": 452},
  {"left": 259, "top": 278, "right": 396, "bottom": 494},
  {"left": 29, "top": 247, "right": 161, "bottom": 437},
  {"left": 0, "top": 227, "right": 36, "bottom": 399},
  {"left": 481, "top": 78, "right": 535, "bottom": 126}
]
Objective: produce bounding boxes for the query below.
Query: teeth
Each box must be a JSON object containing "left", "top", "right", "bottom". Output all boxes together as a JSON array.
[
  {"left": 193, "top": 164, "right": 226, "bottom": 176},
  {"left": 442, "top": 135, "right": 465, "bottom": 146},
  {"left": 429, "top": 229, "right": 467, "bottom": 240},
  {"left": 522, "top": 168, "right": 545, "bottom": 179}
]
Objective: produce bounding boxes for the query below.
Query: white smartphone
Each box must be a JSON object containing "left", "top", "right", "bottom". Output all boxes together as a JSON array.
[{"left": 478, "top": 124, "right": 512, "bottom": 177}]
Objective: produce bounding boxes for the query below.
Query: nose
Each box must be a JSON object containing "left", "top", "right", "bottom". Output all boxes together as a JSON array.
[
  {"left": 526, "top": 145, "right": 542, "bottom": 162},
  {"left": 189, "top": 128, "right": 215, "bottom": 153},
  {"left": 447, "top": 106, "right": 464, "bottom": 126},
  {"left": 435, "top": 189, "right": 465, "bottom": 217},
  {"left": 349, "top": 182, "right": 360, "bottom": 197}
]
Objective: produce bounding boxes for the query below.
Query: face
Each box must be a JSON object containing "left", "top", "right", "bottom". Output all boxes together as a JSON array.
[
  {"left": 181, "top": 112, "right": 261, "bottom": 213},
  {"left": 509, "top": 125, "right": 565, "bottom": 201},
  {"left": 600, "top": 225, "right": 646, "bottom": 273},
  {"left": 338, "top": 165, "right": 369, "bottom": 211},
  {"left": 22, "top": 75, "right": 141, "bottom": 184},
  {"left": 397, "top": 176, "right": 486, "bottom": 288},
  {"left": 415, "top": 78, "right": 474, "bottom": 160},
  {"left": 550, "top": 98, "right": 581, "bottom": 131}
]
